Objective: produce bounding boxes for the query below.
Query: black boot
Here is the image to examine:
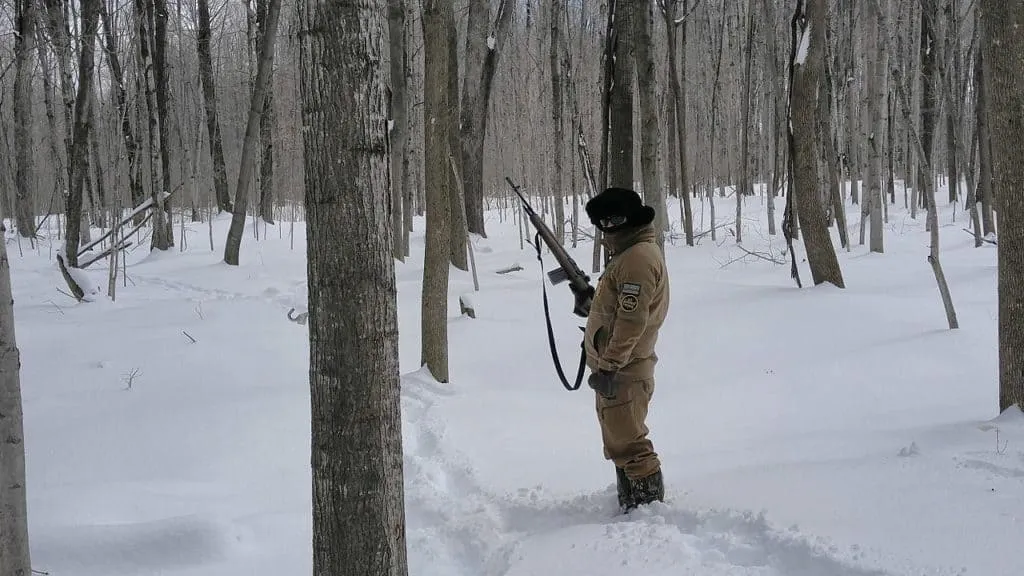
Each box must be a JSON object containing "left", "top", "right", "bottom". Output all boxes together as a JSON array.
[
  {"left": 615, "top": 466, "right": 634, "bottom": 511},
  {"left": 627, "top": 469, "right": 664, "bottom": 510}
]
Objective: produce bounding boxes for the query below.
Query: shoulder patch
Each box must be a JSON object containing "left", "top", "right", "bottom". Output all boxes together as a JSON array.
[
  {"left": 619, "top": 294, "right": 639, "bottom": 312},
  {"left": 620, "top": 282, "right": 641, "bottom": 296}
]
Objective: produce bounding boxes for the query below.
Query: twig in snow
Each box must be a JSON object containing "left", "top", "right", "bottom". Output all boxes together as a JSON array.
[
  {"left": 46, "top": 300, "right": 65, "bottom": 315},
  {"left": 182, "top": 331, "right": 197, "bottom": 344},
  {"left": 122, "top": 368, "right": 142, "bottom": 390}
]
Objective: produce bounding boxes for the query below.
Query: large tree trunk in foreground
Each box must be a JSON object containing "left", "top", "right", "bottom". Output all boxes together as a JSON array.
[
  {"left": 257, "top": 0, "right": 275, "bottom": 224},
  {"left": 0, "top": 220, "right": 32, "bottom": 576},
  {"left": 789, "top": 0, "right": 845, "bottom": 288},
  {"left": 224, "top": 0, "right": 282, "bottom": 265},
  {"left": 984, "top": 0, "right": 1024, "bottom": 411},
  {"left": 421, "top": 0, "right": 452, "bottom": 383},
  {"left": 297, "top": 0, "right": 409, "bottom": 573}
]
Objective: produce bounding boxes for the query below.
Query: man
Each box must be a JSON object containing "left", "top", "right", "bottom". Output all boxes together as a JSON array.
[{"left": 581, "top": 187, "right": 669, "bottom": 513}]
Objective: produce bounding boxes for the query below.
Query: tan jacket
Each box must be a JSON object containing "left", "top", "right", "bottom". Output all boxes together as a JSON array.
[{"left": 584, "top": 224, "right": 669, "bottom": 381}]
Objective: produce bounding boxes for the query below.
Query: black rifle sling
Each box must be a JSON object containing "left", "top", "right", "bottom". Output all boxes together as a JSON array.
[{"left": 533, "top": 231, "right": 587, "bottom": 391}]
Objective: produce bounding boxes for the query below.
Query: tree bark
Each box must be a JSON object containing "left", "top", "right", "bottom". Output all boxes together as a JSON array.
[
  {"left": 12, "top": 0, "right": 36, "bottom": 238},
  {"left": 866, "top": 0, "right": 884, "bottom": 253},
  {"left": 389, "top": 0, "right": 408, "bottom": 260},
  {"left": 737, "top": 0, "right": 756, "bottom": 244},
  {"left": 224, "top": 0, "right": 282, "bottom": 265},
  {"left": 257, "top": 0, "right": 276, "bottom": 224},
  {"left": 152, "top": 0, "right": 174, "bottom": 243},
  {"left": 975, "top": 30, "right": 996, "bottom": 237},
  {"left": 135, "top": 0, "right": 171, "bottom": 251},
  {"left": 983, "top": 0, "right": 1024, "bottom": 411},
  {"left": 550, "top": 0, "right": 566, "bottom": 242},
  {"left": 460, "top": 0, "right": 514, "bottom": 237},
  {"left": 421, "top": 0, "right": 452, "bottom": 383},
  {"left": 196, "top": 0, "right": 233, "bottom": 212},
  {"left": 0, "top": 220, "right": 31, "bottom": 576},
  {"left": 789, "top": 0, "right": 845, "bottom": 288},
  {"left": 919, "top": 0, "right": 959, "bottom": 329},
  {"left": 635, "top": 0, "right": 664, "bottom": 248},
  {"left": 296, "top": 0, "right": 408, "bottom": 570},
  {"left": 609, "top": 0, "right": 634, "bottom": 190},
  {"left": 64, "top": 0, "right": 101, "bottom": 267}
]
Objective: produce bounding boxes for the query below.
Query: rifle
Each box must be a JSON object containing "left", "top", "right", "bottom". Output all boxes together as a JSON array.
[{"left": 506, "top": 177, "right": 593, "bottom": 391}]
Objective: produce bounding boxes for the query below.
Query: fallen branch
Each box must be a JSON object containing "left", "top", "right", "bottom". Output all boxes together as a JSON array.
[
  {"left": 495, "top": 264, "right": 524, "bottom": 275},
  {"left": 76, "top": 191, "right": 168, "bottom": 257},
  {"left": 79, "top": 240, "right": 133, "bottom": 269},
  {"left": 962, "top": 228, "right": 997, "bottom": 245}
]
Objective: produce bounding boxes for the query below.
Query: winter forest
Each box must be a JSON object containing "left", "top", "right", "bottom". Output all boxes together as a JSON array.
[{"left": 2, "top": 0, "right": 1024, "bottom": 573}]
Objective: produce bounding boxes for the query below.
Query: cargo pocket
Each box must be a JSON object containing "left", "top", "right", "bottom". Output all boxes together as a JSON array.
[{"left": 596, "top": 380, "right": 641, "bottom": 461}]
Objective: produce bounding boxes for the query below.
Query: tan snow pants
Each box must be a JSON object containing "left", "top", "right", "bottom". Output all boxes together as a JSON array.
[{"left": 595, "top": 378, "right": 660, "bottom": 480}]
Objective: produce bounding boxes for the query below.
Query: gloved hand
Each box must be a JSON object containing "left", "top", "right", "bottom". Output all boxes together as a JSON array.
[
  {"left": 588, "top": 369, "right": 619, "bottom": 399},
  {"left": 570, "top": 284, "right": 595, "bottom": 317}
]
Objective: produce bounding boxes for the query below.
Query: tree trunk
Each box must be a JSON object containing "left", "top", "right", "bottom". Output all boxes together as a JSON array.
[
  {"left": 866, "top": 0, "right": 884, "bottom": 253},
  {"left": 389, "top": 0, "right": 408, "bottom": 260},
  {"left": 609, "top": 0, "right": 634, "bottom": 190},
  {"left": 763, "top": 0, "right": 779, "bottom": 236},
  {"left": 152, "top": 0, "right": 174, "bottom": 243},
  {"left": 224, "top": 0, "right": 282, "bottom": 266},
  {"left": 550, "top": 0, "right": 566, "bottom": 243},
  {"left": 297, "top": 0, "right": 409, "bottom": 570},
  {"left": 257, "top": 0, "right": 276, "bottom": 224},
  {"left": 0, "top": 220, "right": 31, "bottom": 576},
  {"left": 975, "top": 32, "right": 996, "bottom": 237},
  {"left": 99, "top": 0, "right": 145, "bottom": 216},
  {"left": 13, "top": 0, "right": 36, "bottom": 238},
  {"left": 920, "top": 0, "right": 958, "bottom": 330},
  {"left": 196, "top": 0, "right": 232, "bottom": 212},
  {"left": 444, "top": 0, "right": 467, "bottom": 271},
  {"left": 460, "top": 0, "right": 515, "bottom": 237},
  {"left": 64, "top": 0, "right": 101, "bottom": 268},
  {"left": 421, "top": 0, "right": 452, "bottom": 383},
  {"left": 635, "top": 0, "right": 664, "bottom": 248},
  {"left": 135, "top": 0, "right": 171, "bottom": 251},
  {"left": 789, "top": 0, "right": 845, "bottom": 288},
  {"left": 737, "top": 0, "right": 756, "bottom": 244},
  {"left": 983, "top": 0, "right": 1024, "bottom": 411}
]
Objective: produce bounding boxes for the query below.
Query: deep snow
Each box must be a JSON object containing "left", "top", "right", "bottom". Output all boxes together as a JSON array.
[{"left": 10, "top": 182, "right": 1020, "bottom": 576}]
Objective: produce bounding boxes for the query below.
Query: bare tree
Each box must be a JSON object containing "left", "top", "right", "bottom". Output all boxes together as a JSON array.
[
  {"left": 421, "top": 0, "right": 453, "bottom": 382},
  {"left": 983, "top": 0, "right": 1024, "bottom": 411},
  {"left": 196, "top": 0, "right": 233, "bottom": 212},
  {"left": 64, "top": 0, "right": 102, "bottom": 267},
  {"left": 0, "top": 220, "right": 32, "bottom": 576},
  {"left": 865, "top": 0, "right": 885, "bottom": 253},
  {"left": 390, "top": 0, "right": 409, "bottom": 260},
  {"left": 660, "top": 0, "right": 694, "bottom": 246},
  {"left": 460, "top": 0, "right": 514, "bottom": 238},
  {"left": 789, "top": 0, "right": 845, "bottom": 288},
  {"left": 224, "top": 0, "right": 282, "bottom": 265},
  {"left": 298, "top": 0, "right": 409, "bottom": 571},
  {"left": 257, "top": 0, "right": 276, "bottom": 224},
  {"left": 635, "top": 0, "right": 665, "bottom": 247},
  {"left": 12, "top": 0, "right": 36, "bottom": 238}
]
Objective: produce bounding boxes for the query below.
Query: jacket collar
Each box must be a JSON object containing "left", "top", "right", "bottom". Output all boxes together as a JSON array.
[{"left": 604, "top": 223, "right": 655, "bottom": 255}]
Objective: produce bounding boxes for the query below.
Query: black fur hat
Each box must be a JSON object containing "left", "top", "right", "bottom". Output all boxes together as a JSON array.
[{"left": 585, "top": 187, "right": 656, "bottom": 233}]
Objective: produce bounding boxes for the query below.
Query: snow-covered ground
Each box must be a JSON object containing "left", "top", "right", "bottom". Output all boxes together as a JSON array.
[{"left": 11, "top": 183, "right": 1019, "bottom": 576}]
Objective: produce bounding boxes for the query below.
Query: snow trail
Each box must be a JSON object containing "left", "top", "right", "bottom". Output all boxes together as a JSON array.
[{"left": 401, "top": 370, "right": 896, "bottom": 576}]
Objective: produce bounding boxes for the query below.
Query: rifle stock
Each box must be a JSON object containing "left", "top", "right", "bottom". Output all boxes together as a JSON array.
[{"left": 505, "top": 177, "right": 594, "bottom": 317}]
